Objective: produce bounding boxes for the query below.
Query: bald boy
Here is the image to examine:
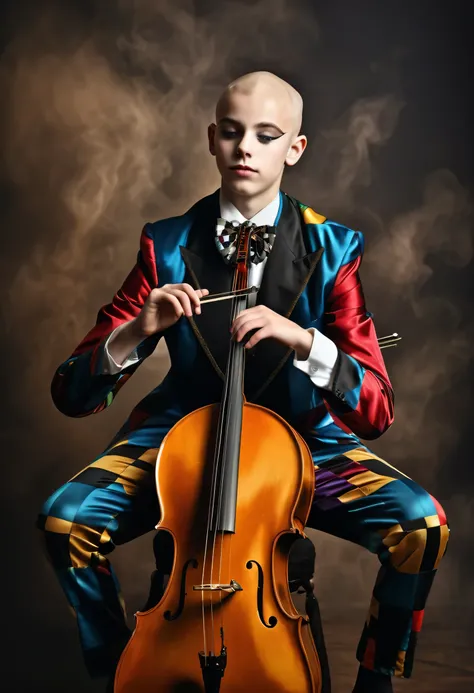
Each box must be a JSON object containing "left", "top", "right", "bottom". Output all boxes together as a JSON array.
[{"left": 38, "top": 71, "right": 449, "bottom": 693}]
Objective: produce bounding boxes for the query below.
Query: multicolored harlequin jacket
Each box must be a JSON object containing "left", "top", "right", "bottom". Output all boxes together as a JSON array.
[{"left": 51, "top": 189, "right": 394, "bottom": 464}]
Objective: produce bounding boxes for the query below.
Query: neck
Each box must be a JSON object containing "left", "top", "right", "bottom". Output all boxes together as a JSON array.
[{"left": 221, "top": 180, "right": 281, "bottom": 219}]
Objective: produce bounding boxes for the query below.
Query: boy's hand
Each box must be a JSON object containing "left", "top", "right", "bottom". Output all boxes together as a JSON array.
[
  {"left": 230, "top": 305, "right": 313, "bottom": 360},
  {"left": 133, "top": 283, "right": 209, "bottom": 338}
]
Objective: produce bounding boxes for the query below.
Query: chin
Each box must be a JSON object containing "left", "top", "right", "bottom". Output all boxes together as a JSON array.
[{"left": 222, "top": 176, "right": 261, "bottom": 197}]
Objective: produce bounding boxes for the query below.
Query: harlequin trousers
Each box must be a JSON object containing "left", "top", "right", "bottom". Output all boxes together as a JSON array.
[{"left": 37, "top": 441, "right": 449, "bottom": 679}]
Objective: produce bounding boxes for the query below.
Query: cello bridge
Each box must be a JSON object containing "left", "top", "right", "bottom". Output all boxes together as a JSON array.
[{"left": 193, "top": 579, "right": 243, "bottom": 593}]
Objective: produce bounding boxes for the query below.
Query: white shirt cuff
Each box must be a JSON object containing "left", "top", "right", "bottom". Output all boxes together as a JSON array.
[
  {"left": 102, "top": 323, "right": 140, "bottom": 375},
  {"left": 293, "top": 327, "right": 338, "bottom": 389}
]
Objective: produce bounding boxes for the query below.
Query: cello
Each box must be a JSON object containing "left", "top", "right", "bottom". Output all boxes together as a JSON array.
[{"left": 114, "top": 221, "right": 322, "bottom": 692}]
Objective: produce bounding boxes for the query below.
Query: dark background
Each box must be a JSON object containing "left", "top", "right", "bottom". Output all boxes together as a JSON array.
[{"left": 1, "top": 1, "right": 473, "bottom": 691}]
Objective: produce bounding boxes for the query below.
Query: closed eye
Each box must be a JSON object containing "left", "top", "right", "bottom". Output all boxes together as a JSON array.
[{"left": 220, "top": 130, "right": 280, "bottom": 144}]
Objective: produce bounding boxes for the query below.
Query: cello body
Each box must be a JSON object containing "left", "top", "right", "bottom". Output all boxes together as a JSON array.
[{"left": 114, "top": 401, "right": 321, "bottom": 693}]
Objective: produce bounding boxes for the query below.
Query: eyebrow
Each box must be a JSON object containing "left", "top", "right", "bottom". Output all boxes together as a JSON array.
[{"left": 218, "top": 117, "right": 285, "bottom": 134}]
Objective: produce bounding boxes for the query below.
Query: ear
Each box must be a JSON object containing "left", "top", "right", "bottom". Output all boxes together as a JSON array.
[
  {"left": 208, "top": 123, "right": 217, "bottom": 156},
  {"left": 285, "top": 134, "right": 307, "bottom": 167}
]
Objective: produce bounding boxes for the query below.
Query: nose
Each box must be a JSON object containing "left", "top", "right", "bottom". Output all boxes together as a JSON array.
[{"left": 236, "top": 131, "right": 254, "bottom": 159}]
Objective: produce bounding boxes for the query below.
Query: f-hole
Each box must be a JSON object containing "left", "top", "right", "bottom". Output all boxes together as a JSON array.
[
  {"left": 164, "top": 558, "right": 198, "bottom": 621},
  {"left": 246, "top": 560, "right": 277, "bottom": 628}
]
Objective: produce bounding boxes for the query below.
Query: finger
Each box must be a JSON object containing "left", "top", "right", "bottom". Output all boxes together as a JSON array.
[
  {"left": 233, "top": 317, "right": 267, "bottom": 343},
  {"left": 245, "top": 326, "right": 271, "bottom": 349},
  {"left": 195, "top": 288, "right": 209, "bottom": 314},
  {"left": 179, "top": 284, "right": 208, "bottom": 315},
  {"left": 232, "top": 311, "right": 270, "bottom": 336},
  {"left": 168, "top": 288, "right": 194, "bottom": 317},
  {"left": 162, "top": 293, "right": 185, "bottom": 319},
  {"left": 149, "top": 287, "right": 165, "bottom": 304},
  {"left": 233, "top": 305, "right": 259, "bottom": 322},
  {"left": 231, "top": 305, "right": 264, "bottom": 330},
  {"left": 231, "top": 312, "right": 258, "bottom": 335}
]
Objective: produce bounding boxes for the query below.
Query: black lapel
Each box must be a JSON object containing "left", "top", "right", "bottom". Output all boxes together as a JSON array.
[
  {"left": 179, "top": 190, "right": 234, "bottom": 379},
  {"left": 244, "top": 194, "right": 324, "bottom": 400},
  {"left": 179, "top": 190, "right": 324, "bottom": 395}
]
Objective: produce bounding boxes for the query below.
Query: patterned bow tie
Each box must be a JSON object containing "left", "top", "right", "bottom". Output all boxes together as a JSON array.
[{"left": 215, "top": 218, "right": 276, "bottom": 265}]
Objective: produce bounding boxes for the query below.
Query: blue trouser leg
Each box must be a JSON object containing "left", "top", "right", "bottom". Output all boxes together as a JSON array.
[
  {"left": 37, "top": 442, "right": 160, "bottom": 678},
  {"left": 306, "top": 446, "right": 450, "bottom": 678}
]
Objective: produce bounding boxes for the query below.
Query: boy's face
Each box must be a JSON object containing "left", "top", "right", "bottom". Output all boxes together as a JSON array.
[{"left": 208, "top": 87, "right": 306, "bottom": 200}]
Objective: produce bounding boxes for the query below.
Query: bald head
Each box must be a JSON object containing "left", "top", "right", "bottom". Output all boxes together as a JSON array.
[
  {"left": 216, "top": 71, "right": 303, "bottom": 137},
  {"left": 209, "top": 71, "right": 308, "bottom": 210}
]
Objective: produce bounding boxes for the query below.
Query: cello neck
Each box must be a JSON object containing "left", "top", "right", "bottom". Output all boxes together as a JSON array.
[{"left": 210, "top": 227, "right": 253, "bottom": 533}]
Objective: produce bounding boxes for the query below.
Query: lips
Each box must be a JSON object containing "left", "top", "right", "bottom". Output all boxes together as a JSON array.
[{"left": 230, "top": 165, "right": 257, "bottom": 172}]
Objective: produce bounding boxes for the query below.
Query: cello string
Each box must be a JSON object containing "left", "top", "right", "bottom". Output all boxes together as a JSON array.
[
  {"left": 217, "top": 234, "right": 253, "bottom": 633},
  {"left": 202, "top": 402, "right": 226, "bottom": 659},
  {"left": 200, "top": 393, "right": 225, "bottom": 660},
  {"left": 210, "top": 266, "right": 248, "bottom": 651},
  {"left": 215, "top": 296, "right": 245, "bottom": 641},
  {"left": 208, "top": 293, "right": 241, "bottom": 654},
  {"left": 206, "top": 226, "right": 252, "bottom": 658},
  {"left": 211, "top": 297, "right": 247, "bottom": 633},
  {"left": 213, "top": 258, "right": 250, "bottom": 649},
  {"left": 200, "top": 274, "right": 241, "bottom": 659},
  {"left": 200, "top": 321, "right": 230, "bottom": 661}
]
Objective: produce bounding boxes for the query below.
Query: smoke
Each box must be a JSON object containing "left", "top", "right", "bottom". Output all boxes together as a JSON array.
[
  {"left": 313, "top": 94, "right": 405, "bottom": 206},
  {"left": 365, "top": 169, "right": 473, "bottom": 466},
  {"left": 368, "top": 169, "right": 472, "bottom": 293},
  {"left": 1, "top": 7, "right": 217, "bottom": 373}
]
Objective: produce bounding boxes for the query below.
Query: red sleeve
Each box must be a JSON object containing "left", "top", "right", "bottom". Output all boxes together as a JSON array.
[
  {"left": 50, "top": 224, "right": 160, "bottom": 417},
  {"left": 73, "top": 224, "right": 158, "bottom": 358},
  {"left": 321, "top": 236, "right": 395, "bottom": 440}
]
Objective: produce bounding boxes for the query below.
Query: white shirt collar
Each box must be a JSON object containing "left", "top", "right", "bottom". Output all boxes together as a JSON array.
[{"left": 219, "top": 189, "right": 280, "bottom": 227}]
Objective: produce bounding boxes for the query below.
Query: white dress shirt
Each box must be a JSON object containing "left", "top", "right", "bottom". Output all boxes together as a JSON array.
[{"left": 102, "top": 190, "right": 338, "bottom": 389}]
